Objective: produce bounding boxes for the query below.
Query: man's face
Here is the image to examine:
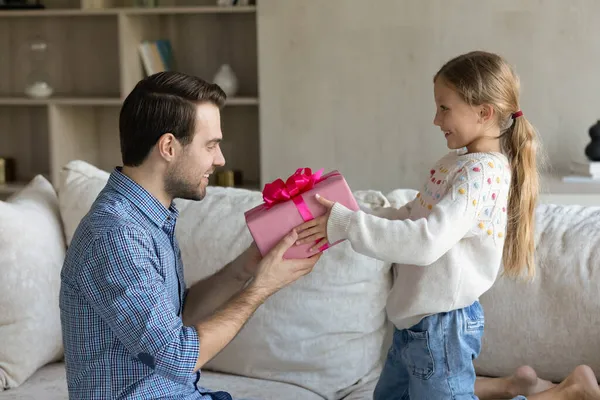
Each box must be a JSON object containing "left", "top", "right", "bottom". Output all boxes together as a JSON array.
[{"left": 165, "top": 102, "right": 225, "bottom": 201}]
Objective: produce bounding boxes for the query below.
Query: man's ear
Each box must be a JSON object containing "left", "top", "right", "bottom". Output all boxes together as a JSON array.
[{"left": 156, "top": 133, "right": 178, "bottom": 161}]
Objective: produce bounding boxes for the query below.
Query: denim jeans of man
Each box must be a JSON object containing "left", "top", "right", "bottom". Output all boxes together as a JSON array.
[{"left": 373, "top": 301, "right": 527, "bottom": 400}]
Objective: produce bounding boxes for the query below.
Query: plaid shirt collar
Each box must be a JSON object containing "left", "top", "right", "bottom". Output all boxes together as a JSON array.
[{"left": 108, "top": 167, "right": 179, "bottom": 228}]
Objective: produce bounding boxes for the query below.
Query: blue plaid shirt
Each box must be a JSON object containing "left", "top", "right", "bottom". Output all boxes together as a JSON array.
[{"left": 59, "top": 168, "right": 232, "bottom": 400}]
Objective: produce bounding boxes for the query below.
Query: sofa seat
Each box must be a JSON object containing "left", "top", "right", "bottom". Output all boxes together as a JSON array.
[{"left": 0, "top": 362, "right": 326, "bottom": 400}]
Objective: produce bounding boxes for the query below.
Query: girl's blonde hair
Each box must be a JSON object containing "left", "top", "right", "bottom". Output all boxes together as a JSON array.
[{"left": 434, "top": 51, "right": 539, "bottom": 279}]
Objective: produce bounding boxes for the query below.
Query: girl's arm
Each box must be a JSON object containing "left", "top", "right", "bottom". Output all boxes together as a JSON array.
[
  {"left": 355, "top": 189, "right": 417, "bottom": 221},
  {"left": 327, "top": 160, "right": 499, "bottom": 265},
  {"left": 362, "top": 201, "right": 414, "bottom": 221}
]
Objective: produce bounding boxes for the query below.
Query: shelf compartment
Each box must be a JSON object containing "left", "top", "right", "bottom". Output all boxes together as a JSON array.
[
  {"left": 48, "top": 104, "right": 121, "bottom": 184},
  {"left": 219, "top": 105, "right": 259, "bottom": 186},
  {"left": 46, "top": 104, "right": 259, "bottom": 187},
  {"left": 0, "top": 106, "right": 50, "bottom": 182},
  {"left": 0, "top": 16, "right": 121, "bottom": 98},
  {"left": 119, "top": 12, "right": 257, "bottom": 98}
]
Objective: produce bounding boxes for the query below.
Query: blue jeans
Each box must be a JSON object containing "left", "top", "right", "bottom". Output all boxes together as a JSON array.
[{"left": 374, "top": 301, "right": 527, "bottom": 400}]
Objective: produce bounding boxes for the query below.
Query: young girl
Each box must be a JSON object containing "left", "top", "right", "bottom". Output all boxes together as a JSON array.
[{"left": 295, "top": 50, "right": 588, "bottom": 399}]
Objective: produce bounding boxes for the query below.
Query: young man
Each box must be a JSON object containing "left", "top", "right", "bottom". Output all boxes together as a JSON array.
[{"left": 59, "top": 71, "right": 321, "bottom": 399}]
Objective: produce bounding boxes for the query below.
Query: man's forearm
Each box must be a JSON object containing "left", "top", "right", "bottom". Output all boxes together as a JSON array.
[
  {"left": 193, "top": 283, "right": 270, "bottom": 370},
  {"left": 182, "top": 259, "right": 251, "bottom": 326}
]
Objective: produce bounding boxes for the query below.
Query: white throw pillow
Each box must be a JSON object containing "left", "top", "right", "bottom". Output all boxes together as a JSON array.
[
  {"left": 57, "top": 160, "right": 110, "bottom": 245},
  {"left": 57, "top": 161, "right": 393, "bottom": 400},
  {"left": 476, "top": 203, "right": 600, "bottom": 382},
  {"left": 0, "top": 176, "right": 66, "bottom": 390}
]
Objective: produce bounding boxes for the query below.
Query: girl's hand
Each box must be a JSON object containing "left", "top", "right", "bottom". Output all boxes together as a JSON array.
[{"left": 295, "top": 194, "right": 336, "bottom": 252}]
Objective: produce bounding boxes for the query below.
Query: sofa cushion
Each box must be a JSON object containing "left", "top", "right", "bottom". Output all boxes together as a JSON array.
[
  {"left": 0, "top": 362, "right": 324, "bottom": 400},
  {"left": 0, "top": 363, "right": 66, "bottom": 400},
  {"left": 0, "top": 176, "right": 66, "bottom": 390},
  {"left": 57, "top": 161, "right": 392, "bottom": 400},
  {"left": 474, "top": 203, "right": 600, "bottom": 382},
  {"left": 56, "top": 161, "right": 110, "bottom": 245}
]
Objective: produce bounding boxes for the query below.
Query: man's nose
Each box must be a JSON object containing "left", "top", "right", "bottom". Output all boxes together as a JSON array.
[{"left": 215, "top": 147, "right": 226, "bottom": 167}]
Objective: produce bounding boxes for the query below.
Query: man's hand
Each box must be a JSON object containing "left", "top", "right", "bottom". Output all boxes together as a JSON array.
[
  {"left": 252, "top": 229, "right": 322, "bottom": 295},
  {"left": 294, "top": 194, "right": 336, "bottom": 252}
]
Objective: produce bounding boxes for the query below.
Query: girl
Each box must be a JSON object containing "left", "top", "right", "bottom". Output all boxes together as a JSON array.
[{"left": 295, "top": 51, "right": 600, "bottom": 399}]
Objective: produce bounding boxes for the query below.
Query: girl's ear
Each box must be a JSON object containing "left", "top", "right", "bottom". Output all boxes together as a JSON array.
[{"left": 478, "top": 104, "right": 495, "bottom": 123}]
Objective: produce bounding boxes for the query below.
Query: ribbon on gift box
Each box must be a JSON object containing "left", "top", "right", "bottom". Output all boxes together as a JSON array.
[
  {"left": 246, "top": 168, "right": 339, "bottom": 253},
  {"left": 262, "top": 167, "right": 335, "bottom": 252},
  {"left": 262, "top": 167, "right": 325, "bottom": 222}
]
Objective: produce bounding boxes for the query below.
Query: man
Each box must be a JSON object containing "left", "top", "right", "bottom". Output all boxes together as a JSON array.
[{"left": 59, "top": 71, "right": 321, "bottom": 399}]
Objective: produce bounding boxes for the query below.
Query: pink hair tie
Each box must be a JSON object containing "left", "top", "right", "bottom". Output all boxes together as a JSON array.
[{"left": 512, "top": 110, "right": 523, "bottom": 119}]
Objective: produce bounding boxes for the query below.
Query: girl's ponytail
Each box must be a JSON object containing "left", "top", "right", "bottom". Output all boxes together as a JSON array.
[{"left": 502, "top": 113, "right": 539, "bottom": 279}]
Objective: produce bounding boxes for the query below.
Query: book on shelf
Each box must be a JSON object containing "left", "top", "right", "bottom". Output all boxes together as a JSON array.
[{"left": 138, "top": 40, "right": 174, "bottom": 76}]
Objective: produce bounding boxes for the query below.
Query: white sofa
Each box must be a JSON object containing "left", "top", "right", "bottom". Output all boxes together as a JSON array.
[{"left": 1, "top": 160, "right": 600, "bottom": 400}]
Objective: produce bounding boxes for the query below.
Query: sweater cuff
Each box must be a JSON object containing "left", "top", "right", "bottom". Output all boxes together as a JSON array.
[{"left": 327, "top": 202, "right": 354, "bottom": 243}]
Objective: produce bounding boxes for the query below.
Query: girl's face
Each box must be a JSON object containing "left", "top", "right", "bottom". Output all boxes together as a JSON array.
[{"left": 433, "top": 78, "right": 497, "bottom": 152}]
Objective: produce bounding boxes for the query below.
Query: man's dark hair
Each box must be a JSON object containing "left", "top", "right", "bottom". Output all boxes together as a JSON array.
[{"left": 119, "top": 71, "right": 226, "bottom": 166}]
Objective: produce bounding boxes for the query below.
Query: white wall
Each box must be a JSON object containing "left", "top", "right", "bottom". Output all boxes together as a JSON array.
[{"left": 257, "top": 0, "right": 600, "bottom": 192}]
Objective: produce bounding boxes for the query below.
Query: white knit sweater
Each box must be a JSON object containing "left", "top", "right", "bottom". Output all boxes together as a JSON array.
[{"left": 328, "top": 150, "right": 511, "bottom": 330}]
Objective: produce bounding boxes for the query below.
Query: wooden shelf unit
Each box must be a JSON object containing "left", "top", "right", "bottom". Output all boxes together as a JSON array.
[{"left": 0, "top": 0, "right": 259, "bottom": 193}]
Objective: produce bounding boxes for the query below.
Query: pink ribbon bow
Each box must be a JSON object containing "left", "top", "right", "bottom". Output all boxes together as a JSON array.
[
  {"left": 262, "top": 168, "right": 325, "bottom": 223},
  {"left": 260, "top": 167, "right": 335, "bottom": 253},
  {"left": 262, "top": 168, "right": 324, "bottom": 208}
]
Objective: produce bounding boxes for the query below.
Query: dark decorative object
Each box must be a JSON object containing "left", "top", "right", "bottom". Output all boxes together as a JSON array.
[
  {"left": 0, "top": 0, "right": 44, "bottom": 9},
  {"left": 585, "top": 121, "right": 600, "bottom": 161}
]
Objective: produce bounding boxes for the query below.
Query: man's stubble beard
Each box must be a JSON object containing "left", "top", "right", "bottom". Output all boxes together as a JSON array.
[{"left": 164, "top": 160, "right": 206, "bottom": 202}]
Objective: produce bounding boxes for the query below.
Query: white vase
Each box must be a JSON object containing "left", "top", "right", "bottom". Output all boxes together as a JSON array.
[
  {"left": 213, "top": 64, "right": 238, "bottom": 97},
  {"left": 25, "top": 81, "right": 53, "bottom": 98},
  {"left": 24, "top": 37, "right": 54, "bottom": 99}
]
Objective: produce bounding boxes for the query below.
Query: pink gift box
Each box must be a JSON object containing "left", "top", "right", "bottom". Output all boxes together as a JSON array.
[{"left": 245, "top": 168, "right": 359, "bottom": 259}]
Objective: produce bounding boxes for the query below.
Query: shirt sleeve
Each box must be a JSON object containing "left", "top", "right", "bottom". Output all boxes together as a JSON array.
[
  {"left": 76, "top": 226, "right": 199, "bottom": 384},
  {"left": 327, "top": 159, "right": 488, "bottom": 265}
]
